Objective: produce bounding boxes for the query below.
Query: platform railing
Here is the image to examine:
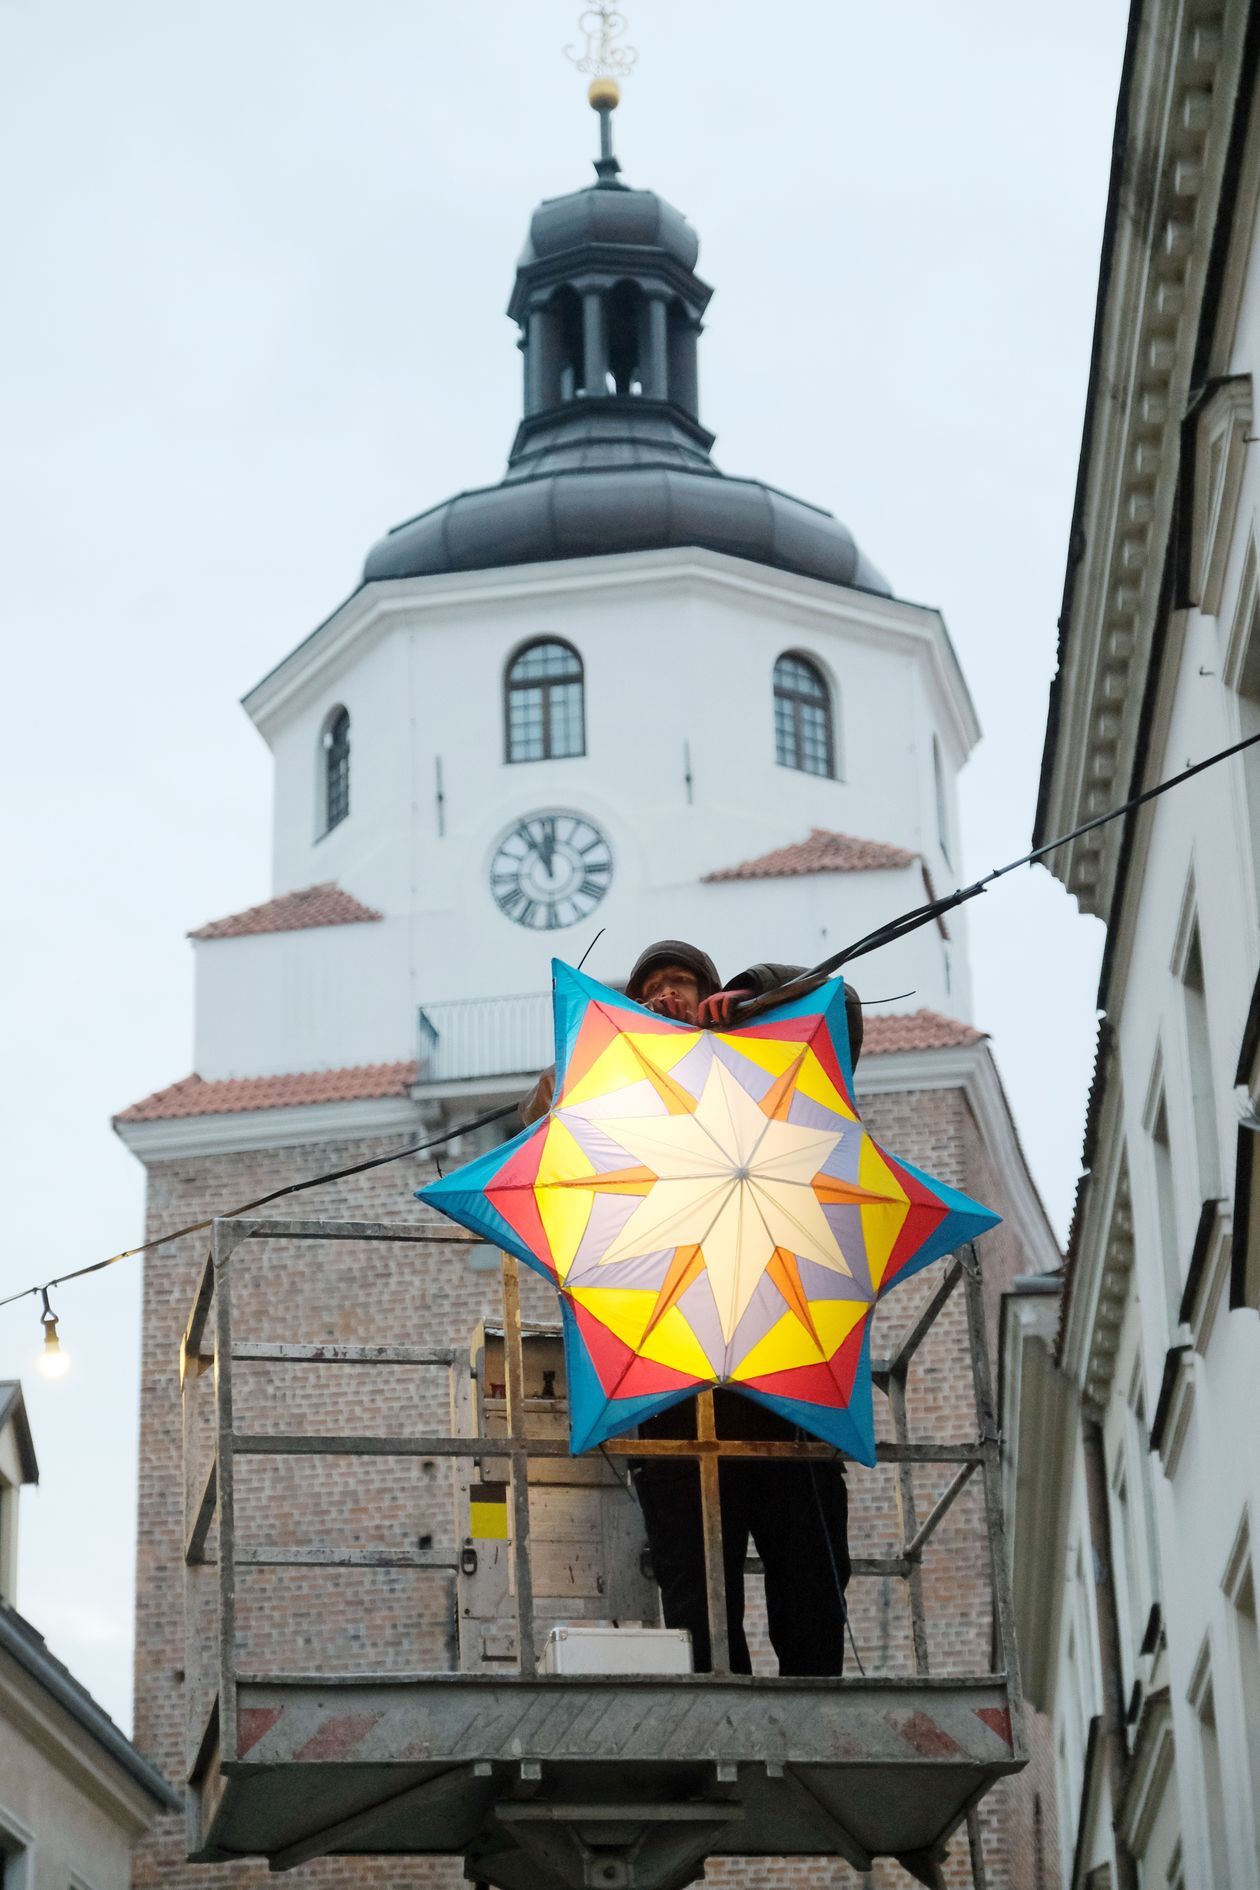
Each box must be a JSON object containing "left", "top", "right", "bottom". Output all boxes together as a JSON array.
[{"left": 180, "top": 1213, "right": 1024, "bottom": 1887}]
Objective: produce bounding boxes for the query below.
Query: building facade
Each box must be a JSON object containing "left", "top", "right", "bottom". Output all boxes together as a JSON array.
[
  {"left": 1004, "top": 3, "right": 1260, "bottom": 1885},
  {"left": 118, "top": 96, "right": 1059, "bottom": 1888},
  {"left": 0, "top": 1384, "right": 177, "bottom": 1890}
]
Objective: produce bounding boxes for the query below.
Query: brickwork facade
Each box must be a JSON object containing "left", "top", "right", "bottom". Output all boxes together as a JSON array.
[{"left": 132, "top": 1073, "right": 1058, "bottom": 1890}]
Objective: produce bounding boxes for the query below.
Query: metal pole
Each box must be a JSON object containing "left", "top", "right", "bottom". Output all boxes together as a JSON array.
[
  {"left": 501, "top": 1255, "right": 537, "bottom": 1677},
  {"left": 966, "top": 1805, "right": 988, "bottom": 1888},
  {"left": 959, "top": 1246, "right": 1026, "bottom": 1753},
  {"left": 695, "top": 1391, "right": 731, "bottom": 1674},
  {"left": 582, "top": 291, "right": 607, "bottom": 397},
  {"left": 889, "top": 1368, "right": 930, "bottom": 1675},
  {"left": 212, "top": 1220, "right": 239, "bottom": 1762}
]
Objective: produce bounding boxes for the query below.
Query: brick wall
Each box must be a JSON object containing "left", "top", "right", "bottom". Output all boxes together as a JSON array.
[{"left": 131, "top": 1072, "right": 1059, "bottom": 1890}]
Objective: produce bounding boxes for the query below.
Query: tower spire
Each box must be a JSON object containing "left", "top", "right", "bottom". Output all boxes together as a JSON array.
[{"left": 565, "top": 4, "right": 637, "bottom": 186}]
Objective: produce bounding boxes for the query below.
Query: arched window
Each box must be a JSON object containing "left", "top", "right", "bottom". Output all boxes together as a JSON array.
[
  {"left": 933, "top": 735, "right": 951, "bottom": 866},
  {"left": 773, "top": 653, "right": 834, "bottom": 777},
  {"left": 322, "top": 707, "right": 350, "bottom": 831},
  {"left": 505, "top": 641, "right": 585, "bottom": 763}
]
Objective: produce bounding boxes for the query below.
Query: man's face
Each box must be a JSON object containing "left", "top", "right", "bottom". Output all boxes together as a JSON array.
[{"left": 638, "top": 963, "right": 702, "bottom": 1022}]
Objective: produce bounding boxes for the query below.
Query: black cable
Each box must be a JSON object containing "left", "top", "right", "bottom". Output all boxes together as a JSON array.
[
  {"left": 0, "top": 1098, "right": 521, "bottom": 1314},
  {"left": 736, "top": 724, "right": 1260, "bottom": 1017},
  {"left": 808, "top": 1456, "right": 865, "bottom": 1677},
  {"left": 15, "top": 727, "right": 1260, "bottom": 1323}
]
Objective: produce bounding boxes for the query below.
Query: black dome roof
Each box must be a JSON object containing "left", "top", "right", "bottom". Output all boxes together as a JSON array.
[
  {"left": 364, "top": 456, "right": 890, "bottom": 596},
  {"left": 519, "top": 184, "right": 699, "bottom": 271},
  {"left": 363, "top": 130, "right": 890, "bottom": 601}
]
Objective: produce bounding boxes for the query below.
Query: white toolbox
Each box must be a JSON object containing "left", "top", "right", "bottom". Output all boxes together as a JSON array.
[{"left": 540, "top": 1625, "right": 693, "bottom": 1676}]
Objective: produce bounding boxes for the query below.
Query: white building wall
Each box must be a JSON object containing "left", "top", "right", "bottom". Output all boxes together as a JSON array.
[
  {"left": 202, "top": 551, "right": 979, "bottom": 1084},
  {"left": 193, "top": 920, "right": 415, "bottom": 1081},
  {"left": 1026, "top": 27, "right": 1260, "bottom": 1880}
]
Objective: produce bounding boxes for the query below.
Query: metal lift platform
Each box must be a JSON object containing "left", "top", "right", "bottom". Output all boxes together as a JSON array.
[{"left": 180, "top": 1217, "right": 1026, "bottom": 1889}]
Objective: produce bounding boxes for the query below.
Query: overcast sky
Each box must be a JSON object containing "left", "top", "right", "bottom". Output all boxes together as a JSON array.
[{"left": 0, "top": 0, "right": 1125, "bottom": 1732}]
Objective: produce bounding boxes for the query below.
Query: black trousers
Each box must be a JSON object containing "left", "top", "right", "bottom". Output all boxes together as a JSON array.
[{"left": 633, "top": 1458, "right": 850, "bottom": 1676}]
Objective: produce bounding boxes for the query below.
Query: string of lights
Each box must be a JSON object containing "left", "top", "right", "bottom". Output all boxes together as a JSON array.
[
  {"left": 7, "top": 1099, "right": 522, "bottom": 1375},
  {"left": 8, "top": 724, "right": 1260, "bottom": 1376}
]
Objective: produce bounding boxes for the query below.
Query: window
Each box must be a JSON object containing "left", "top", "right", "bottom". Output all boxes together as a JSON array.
[
  {"left": 774, "top": 653, "right": 834, "bottom": 777},
  {"left": 505, "top": 641, "right": 585, "bottom": 763},
  {"left": 322, "top": 707, "right": 350, "bottom": 833},
  {"left": 1147, "top": 1082, "right": 1183, "bottom": 1329},
  {"left": 1176, "top": 918, "right": 1221, "bottom": 1199},
  {"left": 1188, "top": 1649, "right": 1231, "bottom": 1886},
  {"left": 0, "top": 1812, "right": 31, "bottom": 1890},
  {"left": 1223, "top": 1525, "right": 1260, "bottom": 1863},
  {"left": 933, "top": 735, "right": 952, "bottom": 866},
  {"left": 1225, "top": 551, "right": 1260, "bottom": 919}
]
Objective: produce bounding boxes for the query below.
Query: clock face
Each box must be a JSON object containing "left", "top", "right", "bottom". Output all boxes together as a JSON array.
[{"left": 490, "top": 811, "right": 613, "bottom": 930}]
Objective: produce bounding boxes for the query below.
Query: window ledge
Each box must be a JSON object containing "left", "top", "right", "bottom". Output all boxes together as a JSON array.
[
  {"left": 1150, "top": 1343, "right": 1195, "bottom": 1477},
  {"left": 1178, "top": 1197, "right": 1231, "bottom": 1349},
  {"left": 1116, "top": 1685, "right": 1174, "bottom": 1854}
]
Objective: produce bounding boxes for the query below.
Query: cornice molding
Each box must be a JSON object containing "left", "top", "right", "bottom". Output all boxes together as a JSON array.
[
  {"left": 1041, "top": 5, "right": 1240, "bottom": 916},
  {"left": 858, "top": 1040, "right": 1061, "bottom": 1275},
  {"left": 241, "top": 546, "right": 981, "bottom": 759},
  {"left": 1002, "top": 1285, "right": 1075, "bottom": 1712},
  {"left": 1062, "top": 1114, "right": 1136, "bottom": 1416},
  {"left": 116, "top": 1042, "right": 1058, "bottom": 1273},
  {"left": 114, "top": 1095, "right": 425, "bottom": 1163}
]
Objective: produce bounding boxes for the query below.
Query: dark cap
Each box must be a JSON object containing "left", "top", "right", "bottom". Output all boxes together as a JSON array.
[{"left": 626, "top": 940, "right": 721, "bottom": 1003}]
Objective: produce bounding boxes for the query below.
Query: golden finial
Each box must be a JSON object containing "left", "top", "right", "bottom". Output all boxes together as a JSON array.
[
  {"left": 588, "top": 76, "right": 621, "bottom": 112},
  {"left": 565, "top": 5, "right": 637, "bottom": 81},
  {"left": 567, "top": 4, "right": 634, "bottom": 182}
]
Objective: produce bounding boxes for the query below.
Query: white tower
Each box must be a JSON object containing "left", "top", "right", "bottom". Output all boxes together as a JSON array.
[
  {"left": 143, "top": 93, "right": 982, "bottom": 1123},
  {"left": 117, "top": 83, "right": 1060, "bottom": 1890}
]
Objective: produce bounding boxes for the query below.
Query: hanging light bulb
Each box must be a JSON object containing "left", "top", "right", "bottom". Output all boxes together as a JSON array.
[{"left": 38, "top": 1289, "right": 69, "bottom": 1380}]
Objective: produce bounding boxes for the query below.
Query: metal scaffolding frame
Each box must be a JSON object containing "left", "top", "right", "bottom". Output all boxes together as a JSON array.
[{"left": 181, "top": 1215, "right": 1025, "bottom": 1889}]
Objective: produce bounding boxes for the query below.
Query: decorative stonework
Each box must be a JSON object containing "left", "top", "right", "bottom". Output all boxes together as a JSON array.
[
  {"left": 1043, "top": 10, "right": 1228, "bottom": 915},
  {"left": 1083, "top": 1158, "right": 1135, "bottom": 1419}
]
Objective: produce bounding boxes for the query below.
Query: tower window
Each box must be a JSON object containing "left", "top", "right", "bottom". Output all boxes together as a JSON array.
[
  {"left": 505, "top": 640, "right": 585, "bottom": 763},
  {"left": 774, "top": 652, "right": 834, "bottom": 777},
  {"left": 322, "top": 707, "right": 350, "bottom": 832},
  {"left": 933, "top": 735, "right": 952, "bottom": 866}
]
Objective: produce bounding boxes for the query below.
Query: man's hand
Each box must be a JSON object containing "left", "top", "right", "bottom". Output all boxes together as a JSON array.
[
  {"left": 696, "top": 988, "right": 755, "bottom": 1027},
  {"left": 643, "top": 991, "right": 700, "bottom": 1022}
]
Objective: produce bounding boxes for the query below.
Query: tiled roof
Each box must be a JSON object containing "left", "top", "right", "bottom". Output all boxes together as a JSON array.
[
  {"left": 189, "top": 883, "right": 383, "bottom": 941},
  {"left": 862, "top": 1010, "right": 984, "bottom": 1054},
  {"left": 115, "top": 1061, "right": 418, "bottom": 1124},
  {"left": 704, "top": 829, "right": 918, "bottom": 882},
  {"left": 116, "top": 1012, "right": 982, "bottom": 1124}
]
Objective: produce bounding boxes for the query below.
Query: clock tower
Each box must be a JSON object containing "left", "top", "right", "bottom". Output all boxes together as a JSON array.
[{"left": 118, "top": 82, "right": 1059, "bottom": 1890}]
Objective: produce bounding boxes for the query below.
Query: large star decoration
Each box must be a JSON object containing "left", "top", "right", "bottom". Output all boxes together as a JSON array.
[{"left": 420, "top": 962, "right": 999, "bottom": 1462}]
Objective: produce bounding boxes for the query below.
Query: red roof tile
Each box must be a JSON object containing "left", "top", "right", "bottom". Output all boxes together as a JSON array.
[
  {"left": 116, "top": 1061, "right": 417, "bottom": 1123},
  {"left": 704, "top": 829, "right": 918, "bottom": 882},
  {"left": 117, "top": 1011, "right": 981, "bottom": 1124},
  {"left": 190, "top": 883, "right": 383, "bottom": 941},
  {"left": 862, "top": 1010, "right": 984, "bottom": 1054}
]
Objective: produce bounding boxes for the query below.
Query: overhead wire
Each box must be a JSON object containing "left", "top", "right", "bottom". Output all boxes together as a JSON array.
[
  {"left": 0, "top": 1099, "right": 521, "bottom": 1314},
  {"left": 736, "top": 723, "right": 1260, "bottom": 1018},
  {"left": 5, "top": 723, "right": 1260, "bottom": 1327}
]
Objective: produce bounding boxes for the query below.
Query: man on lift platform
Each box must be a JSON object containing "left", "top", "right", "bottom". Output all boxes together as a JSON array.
[{"left": 521, "top": 940, "right": 859, "bottom": 1678}]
